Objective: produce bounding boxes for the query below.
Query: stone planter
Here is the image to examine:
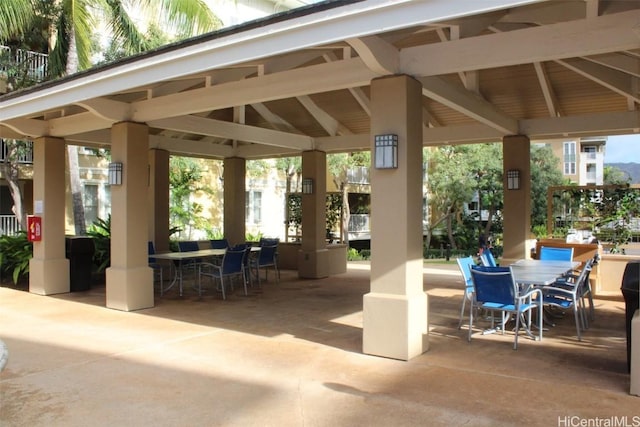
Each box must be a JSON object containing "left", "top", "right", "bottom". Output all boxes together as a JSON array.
[{"left": 598, "top": 254, "right": 639, "bottom": 298}]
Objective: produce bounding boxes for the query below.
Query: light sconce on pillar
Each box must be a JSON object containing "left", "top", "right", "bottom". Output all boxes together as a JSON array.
[
  {"left": 302, "top": 178, "right": 314, "bottom": 194},
  {"left": 108, "top": 162, "right": 123, "bottom": 186},
  {"left": 374, "top": 134, "right": 398, "bottom": 169},
  {"left": 507, "top": 169, "right": 520, "bottom": 190}
]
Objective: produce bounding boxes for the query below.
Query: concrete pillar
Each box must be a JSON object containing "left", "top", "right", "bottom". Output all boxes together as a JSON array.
[
  {"left": 29, "top": 137, "right": 70, "bottom": 295},
  {"left": 23, "top": 180, "right": 33, "bottom": 214},
  {"left": 148, "top": 148, "right": 170, "bottom": 253},
  {"left": 502, "top": 135, "right": 531, "bottom": 264},
  {"left": 106, "top": 122, "right": 153, "bottom": 311},
  {"left": 298, "top": 150, "right": 329, "bottom": 279},
  {"left": 363, "top": 75, "right": 428, "bottom": 360},
  {"left": 223, "top": 157, "right": 246, "bottom": 246}
]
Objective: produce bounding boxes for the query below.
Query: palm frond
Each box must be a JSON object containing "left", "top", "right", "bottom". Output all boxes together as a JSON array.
[
  {"left": 0, "top": 0, "right": 34, "bottom": 41},
  {"left": 104, "top": 0, "right": 146, "bottom": 54},
  {"left": 65, "top": 0, "right": 95, "bottom": 70},
  {"left": 144, "top": 0, "right": 222, "bottom": 37}
]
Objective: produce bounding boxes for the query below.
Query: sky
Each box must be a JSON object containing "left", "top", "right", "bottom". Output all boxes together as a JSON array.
[{"left": 604, "top": 134, "right": 640, "bottom": 164}]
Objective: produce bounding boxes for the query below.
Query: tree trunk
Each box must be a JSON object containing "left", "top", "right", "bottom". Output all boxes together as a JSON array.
[
  {"left": 447, "top": 212, "right": 456, "bottom": 250},
  {"left": 341, "top": 183, "right": 350, "bottom": 246},
  {"left": 1, "top": 140, "right": 26, "bottom": 229},
  {"left": 64, "top": 28, "right": 86, "bottom": 235},
  {"left": 425, "top": 227, "right": 432, "bottom": 250},
  {"left": 67, "top": 145, "right": 86, "bottom": 235}
]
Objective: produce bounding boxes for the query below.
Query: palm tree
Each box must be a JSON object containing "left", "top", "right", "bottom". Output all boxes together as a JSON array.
[
  {"left": 2, "top": 0, "right": 222, "bottom": 234},
  {"left": 0, "top": 0, "right": 33, "bottom": 41}
]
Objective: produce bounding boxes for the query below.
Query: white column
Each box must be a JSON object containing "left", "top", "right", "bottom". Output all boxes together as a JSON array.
[
  {"left": 298, "top": 150, "right": 329, "bottom": 279},
  {"left": 29, "top": 137, "right": 70, "bottom": 294},
  {"left": 148, "top": 148, "right": 170, "bottom": 252},
  {"left": 106, "top": 122, "right": 154, "bottom": 311},
  {"left": 502, "top": 135, "right": 532, "bottom": 264},
  {"left": 363, "top": 75, "right": 428, "bottom": 360},
  {"left": 223, "top": 157, "right": 246, "bottom": 246}
]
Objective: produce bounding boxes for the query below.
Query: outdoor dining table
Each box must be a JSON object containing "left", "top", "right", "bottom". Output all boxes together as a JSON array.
[
  {"left": 510, "top": 259, "right": 581, "bottom": 288},
  {"left": 152, "top": 247, "right": 261, "bottom": 296},
  {"left": 152, "top": 248, "right": 226, "bottom": 296},
  {"left": 509, "top": 259, "right": 582, "bottom": 331}
]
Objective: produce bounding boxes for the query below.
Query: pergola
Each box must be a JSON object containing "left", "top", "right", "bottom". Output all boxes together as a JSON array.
[{"left": 1, "top": 1, "right": 639, "bottom": 371}]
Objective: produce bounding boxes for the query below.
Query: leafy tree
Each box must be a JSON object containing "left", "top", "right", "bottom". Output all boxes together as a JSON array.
[
  {"left": 0, "top": 0, "right": 33, "bottom": 41},
  {"left": 286, "top": 193, "right": 302, "bottom": 241},
  {"left": 276, "top": 157, "right": 302, "bottom": 240},
  {"left": 169, "top": 156, "right": 212, "bottom": 239},
  {"left": 604, "top": 165, "right": 632, "bottom": 185},
  {"left": 466, "top": 144, "right": 503, "bottom": 239},
  {"left": 328, "top": 151, "right": 370, "bottom": 245},
  {"left": 276, "top": 157, "right": 302, "bottom": 193},
  {"left": 0, "top": 140, "right": 32, "bottom": 229},
  {"left": 1, "top": 0, "right": 222, "bottom": 235},
  {"left": 426, "top": 143, "right": 564, "bottom": 249},
  {"left": 530, "top": 144, "right": 564, "bottom": 228},
  {"left": 8, "top": 0, "right": 222, "bottom": 77},
  {"left": 425, "top": 145, "right": 475, "bottom": 250}
]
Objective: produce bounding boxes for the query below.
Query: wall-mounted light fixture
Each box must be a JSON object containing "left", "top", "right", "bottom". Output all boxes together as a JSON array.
[
  {"left": 507, "top": 169, "right": 520, "bottom": 190},
  {"left": 302, "top": 178, "right": 314, "bottom": 194},
  {"left": 108, "top": 162, "right": 123, "bottom": 186},
  {"left": 374, "top": 134, "right": 398, "bottom": 169}
]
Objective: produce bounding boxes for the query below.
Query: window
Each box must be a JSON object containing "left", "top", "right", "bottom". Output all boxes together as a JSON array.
[
  {"left": 582, "top": 145, "right": 597, "bottom": 160},
  {"left": 84, "top": 184, "right": 99, "bottom": 227},
  {"left": 246, "top": 191, "right": 262, "bottom": 225},
  {"left": 563, "top": 141, "right": 576, "bottom": 175},
  {"left": 586, "top": 164, "right": 597, "bottom": 183}
]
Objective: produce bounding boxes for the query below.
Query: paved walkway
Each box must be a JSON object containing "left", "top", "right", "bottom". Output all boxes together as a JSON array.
[{"left": 0, "top": 262, "right": 638, "bottom": 426}]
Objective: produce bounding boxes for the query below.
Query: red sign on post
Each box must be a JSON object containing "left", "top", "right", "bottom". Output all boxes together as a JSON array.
[{"left": 27, "top": 216, "right": 42, "bottom": 242}]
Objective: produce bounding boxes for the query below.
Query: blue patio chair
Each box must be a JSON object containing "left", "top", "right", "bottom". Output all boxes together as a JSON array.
[
  {"left": 539, "top": 246, "right": 574, "bottom": 261},
  {"left": 231, "top": 244, "right": 253, "bottom": 287},
  {"left": 456, "top": 256, "right": 477, "bottom": 329},
  {"left": 178, "top": 240, "right": 203, "bottom": 280},
  {"left": 251, "top": 243, "right": 279, "bottom": 286},
  {"left": 542, "top": 258, "right": 594, "bottom": 340},
  {"left": 198, "top": 247, "right": 248, "bottom": 299},
  {"left": 210, "top": 239, "right": 229, "bottom": 249},
  {"left": 479, "top": 248, "right": 497, "bottom": 267},
  {"left": 148, "top": 241, "right": 165, "bottom": 295},
  {"left": 469, "top": 265, "right": 543, "bottom": 350}
]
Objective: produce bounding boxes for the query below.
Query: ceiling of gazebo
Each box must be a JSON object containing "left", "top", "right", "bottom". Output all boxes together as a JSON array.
[{"left": 1, "top": 0, "right": 639, "bottom": 159}]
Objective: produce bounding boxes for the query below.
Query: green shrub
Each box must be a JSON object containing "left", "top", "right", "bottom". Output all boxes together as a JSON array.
[
  {"left": 0, "top": 232, "right": 32, "bottom": 284},
  {"left": 86, "top": 216, "right": 111, "bottom": 272},
  {"left": 347, "top": 247, "right": 371, "bottom": 261}
]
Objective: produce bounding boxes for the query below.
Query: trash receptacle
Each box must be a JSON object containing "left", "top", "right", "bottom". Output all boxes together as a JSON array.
[
  {"left": 621, "top": 261, "right": 640, "bottom": 373},
  {"left": 65, "top": 236, "right": 95, "bottom": 292}
]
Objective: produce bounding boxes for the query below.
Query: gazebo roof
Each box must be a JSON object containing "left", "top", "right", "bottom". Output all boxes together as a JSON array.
[{"left": 1, "top": 0, "right": 639, "bottom": 159}]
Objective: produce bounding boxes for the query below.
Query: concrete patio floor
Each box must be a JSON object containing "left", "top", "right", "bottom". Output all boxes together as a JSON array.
[{"left": 0, "top": 261, "right": 638, "bottom": 426}]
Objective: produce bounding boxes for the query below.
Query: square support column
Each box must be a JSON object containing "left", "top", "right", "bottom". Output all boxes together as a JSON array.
[
  {"left": 29, "top": 137, "right": 70, "bottom": 295},
  {"left": 148, "top": 149, "right": 170, "bottom": 253},
  {"left": 502, "top": 135, "right": 531, "bottom": 264},
  {"left": 223, "top": 157, "right": 246, "bottom": 246},
  {"left": 298, "top": 150, "right": 329, "bottom": 279},
  {"left": 364, "top": 75, "right": 428, "bottom": 360},
  {"left": 106, "top": 122, "right": 153, "bottom": 311}
]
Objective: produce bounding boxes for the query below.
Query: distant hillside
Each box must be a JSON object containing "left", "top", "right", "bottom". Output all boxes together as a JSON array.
[{"left": 606, "top": 163, "right": 640, "bottom": 184}]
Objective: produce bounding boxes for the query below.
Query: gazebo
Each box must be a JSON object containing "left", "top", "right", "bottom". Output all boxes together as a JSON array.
[{"left": 1, "top": 1, "right": 639, "bottom": 388}]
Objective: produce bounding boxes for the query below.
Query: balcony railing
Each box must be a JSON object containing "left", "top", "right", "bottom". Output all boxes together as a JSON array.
[
  {"left": 0, "top": 140, "right": 33, "bottom": 164},
  {"left": 0, "top": 215, "right": 21, "bottom": 236},
  {"left": 1, "top": 45, "right": 48, "bottom": 83},
  {"left": 347, "top": 166, "right": 370, "bottom": 185}
]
